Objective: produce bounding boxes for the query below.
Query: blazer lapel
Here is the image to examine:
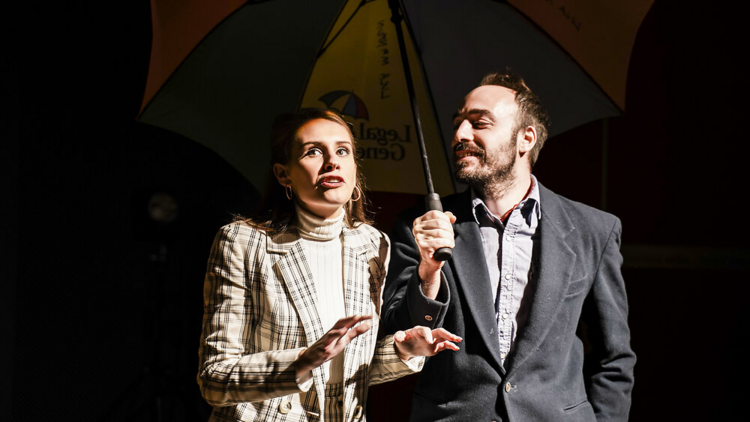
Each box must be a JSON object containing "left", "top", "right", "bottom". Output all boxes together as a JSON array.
[
  {"left": 341, "top": 227, "right": 378, "bottom": 317},
  {"left": 340, "top": 226, "right": 380, "bottom": 387},
  {"left": 506, "top": 185, "right": 577, "bottom": 373},
  {"left": 267, "top": 230, "right": 328, "bottom": 413},
  {"left": 449, "top": 192, "right": 507, "bottom": 374},
  {"left": 268, "top": 231, "right": 326, "bottom": 344}
]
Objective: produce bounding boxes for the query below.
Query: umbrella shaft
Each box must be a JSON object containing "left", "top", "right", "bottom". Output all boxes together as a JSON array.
[{"left": 388, "top": 0, "right": 435, "bottom": 196}]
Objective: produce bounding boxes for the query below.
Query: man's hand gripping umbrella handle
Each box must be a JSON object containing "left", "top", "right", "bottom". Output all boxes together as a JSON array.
[{"left": 425, "top": 193, "right": 452, "bottom": 261}]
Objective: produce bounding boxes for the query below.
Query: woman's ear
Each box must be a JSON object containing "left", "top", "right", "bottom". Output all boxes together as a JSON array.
[{"left": 273, "top": 163, "right": 291, "bottom": 187}]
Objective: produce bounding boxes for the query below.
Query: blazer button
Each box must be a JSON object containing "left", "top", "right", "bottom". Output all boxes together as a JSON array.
[
  {"left": 424, "top": 315, "right": 433, "bottom": 321},
  {"left": 504, "top": 382, "right": 512, "bottom": 393},
  {"left": 279, "top": 398, "right": 292, "bottom": 414},
  {"left": 353, "top": 405, "right": 363, "bottom": 419}
]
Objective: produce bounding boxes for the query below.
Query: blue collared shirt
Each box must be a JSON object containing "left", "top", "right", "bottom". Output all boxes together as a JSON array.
[{"left": 471, "top": 175, "right": 541, "bottom": 364}]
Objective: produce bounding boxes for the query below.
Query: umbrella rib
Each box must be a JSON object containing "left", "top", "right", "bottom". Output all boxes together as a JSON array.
[{"left": 318, "top": 0, "right": 371, "bottom": 58}]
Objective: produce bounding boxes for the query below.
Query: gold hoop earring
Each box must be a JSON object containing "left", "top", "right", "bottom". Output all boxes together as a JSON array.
[
  {"left": 285, "top": 185, "right": 293, "bottom": 200},
  {"left": 351, "top": 185, "right": 362, "bottom": 202}
]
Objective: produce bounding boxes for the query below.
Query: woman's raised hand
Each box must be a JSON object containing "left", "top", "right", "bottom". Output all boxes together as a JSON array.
[{"left": 295, "top": 315, "right": 373, "bottom": 376}]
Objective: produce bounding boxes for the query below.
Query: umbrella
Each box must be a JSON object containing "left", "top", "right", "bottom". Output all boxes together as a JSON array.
[{"left": 138, "top": 0, "right": 654, "bottom": 196}]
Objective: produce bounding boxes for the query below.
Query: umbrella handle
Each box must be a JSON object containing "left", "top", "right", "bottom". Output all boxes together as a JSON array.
[{"left": 425, "top": 193, "right": 453, "bottom": 261}]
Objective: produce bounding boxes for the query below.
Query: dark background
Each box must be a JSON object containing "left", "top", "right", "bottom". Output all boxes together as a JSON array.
[{"left": 2, "top": 1, "right": 747, "bottom": 421}]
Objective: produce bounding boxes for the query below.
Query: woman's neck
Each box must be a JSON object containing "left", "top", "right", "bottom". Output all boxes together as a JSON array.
[{"left": 295, "top": 205, "right": 345, "bottom": 241}]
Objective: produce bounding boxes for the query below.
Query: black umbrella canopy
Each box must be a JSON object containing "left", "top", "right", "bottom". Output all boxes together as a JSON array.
[{"left": 140, "top": 0, "right": 651, "bottom": 194}]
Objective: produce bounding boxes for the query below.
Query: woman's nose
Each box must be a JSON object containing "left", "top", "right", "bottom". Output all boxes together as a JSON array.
[{"left": 324, "top": 160, "right": 341, "bottom": 171}]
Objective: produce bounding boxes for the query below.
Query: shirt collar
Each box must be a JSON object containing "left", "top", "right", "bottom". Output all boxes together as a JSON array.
[{"left": 471, "top": 175, "right": 542, "bottom": 227}]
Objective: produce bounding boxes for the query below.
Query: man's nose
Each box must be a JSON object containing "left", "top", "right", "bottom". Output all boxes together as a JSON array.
[{"left": 453, "top": 120, "right": 473, "bottom": 144}]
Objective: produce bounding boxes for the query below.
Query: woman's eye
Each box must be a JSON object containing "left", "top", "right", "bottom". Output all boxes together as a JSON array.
[
  {"left": 337, "top": 147, "right": 350, "bottom": 156},
  {"left": 304, "top": 148, "right": 322, "bottom": 157}
]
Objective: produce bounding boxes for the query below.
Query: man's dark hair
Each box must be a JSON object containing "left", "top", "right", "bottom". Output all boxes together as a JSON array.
[{"left": 480, "top": 70, "right": 551, "bottom": 167}]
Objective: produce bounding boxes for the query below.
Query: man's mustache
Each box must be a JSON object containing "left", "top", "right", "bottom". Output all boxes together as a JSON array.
[{"left": 454, "top": 142, "right": 485, "bottom": 157}]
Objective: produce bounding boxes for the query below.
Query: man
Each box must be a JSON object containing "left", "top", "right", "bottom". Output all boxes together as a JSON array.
[{"left": 382, "top": 71, "right": 636, "bottom": 421}]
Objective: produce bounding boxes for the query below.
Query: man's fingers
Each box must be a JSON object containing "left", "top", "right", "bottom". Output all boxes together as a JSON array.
[
  {"left": 413, "top": 211, "right": 455, "bottom": 234},
  {"left": 415, "top": 219, "right": 454, "bottom": 235}
]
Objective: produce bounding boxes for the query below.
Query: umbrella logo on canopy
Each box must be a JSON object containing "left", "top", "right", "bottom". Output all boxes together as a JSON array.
[{"left": 318, "top": 91, "right": 370, "bottom": 120}]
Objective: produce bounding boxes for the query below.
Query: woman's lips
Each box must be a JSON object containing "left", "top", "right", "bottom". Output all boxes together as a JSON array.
[{"left": 319, "top": 176, "right": 345, "bottom": 188}]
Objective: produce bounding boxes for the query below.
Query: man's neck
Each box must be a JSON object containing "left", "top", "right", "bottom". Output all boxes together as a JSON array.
[{"left": 477, "top": 172, "right": 532, "bottom": 218}]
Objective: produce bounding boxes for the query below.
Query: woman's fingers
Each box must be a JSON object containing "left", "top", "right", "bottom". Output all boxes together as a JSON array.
[
  {"left": 393, "top": 326, "right": 462, "bottom": 359},
  {"left": 296, "top": 315, "right": 374, "bottom": 374},
  {"left": 330, "top": 314, "right": 373, "bottom": 331},
  {"left": 432, "top": 327, "right": 462, "bottom": 343},
  {"left": 434, "top": 340, "right": 460, "bottom": 353}
]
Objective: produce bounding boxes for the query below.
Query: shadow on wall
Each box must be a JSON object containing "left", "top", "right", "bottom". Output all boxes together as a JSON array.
[{"left": 9, "top": 122, "right": 259, "bottom": 421}]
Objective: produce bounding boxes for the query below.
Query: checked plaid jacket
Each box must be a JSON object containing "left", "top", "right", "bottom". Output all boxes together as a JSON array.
[{"left": 198, "top": 221, "right": 422, "bottom": 422}]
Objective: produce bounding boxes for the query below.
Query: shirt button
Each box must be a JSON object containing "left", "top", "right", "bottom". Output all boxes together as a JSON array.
[
  {"left": 353, "top": 405, "right": 363, "bottom": 419},
  {"left": 500, "top": 352, "right": 507, "bottom": 358},
  {"left": 424, "top": 315, "right": 433, "bottom": 321},
  {"left": 502, "top": 313, "right": 509, "bottom": 320},
  {"left": 504, "top": 274, "right": 512, "bottom": 280},
  {"left": 505, "top": 382, "right": 512, "bottom": 393}
]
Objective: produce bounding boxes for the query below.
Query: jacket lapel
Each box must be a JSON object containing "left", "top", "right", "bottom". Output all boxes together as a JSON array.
[
  {"left": 267, "top": 230, "right": 329, "bottom": 413},
  {"left": 506, "top": 184, "right": 577, "bottom": 373},
  {"left": 448, "top": 192, "right": 507, "bottom": 374},
  {"left": 268, "top": 231, "right": 326, "bottom": 344},
  {"left": 341, "top": 226, "right": 380, "bottom": 387},
  {"left": 341, "top": 227, "right": 378, "bottom": 317}
]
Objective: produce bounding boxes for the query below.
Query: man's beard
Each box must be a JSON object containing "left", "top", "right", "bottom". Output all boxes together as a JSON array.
[{"left": 454, "top": 137, "right": 517, "bottom": 190}]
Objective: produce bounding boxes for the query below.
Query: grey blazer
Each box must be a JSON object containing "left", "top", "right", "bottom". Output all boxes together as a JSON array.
[{"left": 382, "top": 183, "right": 636, "bottom": 421}]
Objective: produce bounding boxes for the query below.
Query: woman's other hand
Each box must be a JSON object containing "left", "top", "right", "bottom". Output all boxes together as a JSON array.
[{"left": 393, "top": 326, "right": 462, "bottom": 361}]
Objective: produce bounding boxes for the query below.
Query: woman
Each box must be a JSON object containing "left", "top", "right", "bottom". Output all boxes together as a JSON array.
[{"left": 197, "top": 108, "right": 460, "bottom": 421}]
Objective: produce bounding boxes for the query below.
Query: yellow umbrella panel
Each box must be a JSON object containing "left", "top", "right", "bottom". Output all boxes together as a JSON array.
[{"left": 300, "top": 0, "right": 454, "bottom": 196}]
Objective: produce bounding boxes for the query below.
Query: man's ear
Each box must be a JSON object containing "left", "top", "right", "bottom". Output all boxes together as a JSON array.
[
  {"left": 273, "top": 163, "right": 291, "bottom": 187},
  {"left": 518, "top": 125, "right": 537, "bottom": 155}
]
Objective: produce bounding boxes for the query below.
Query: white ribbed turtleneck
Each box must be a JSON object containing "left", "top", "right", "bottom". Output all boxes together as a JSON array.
[{"left": 295, "top": 205, "right": 347, "bottom": 384}]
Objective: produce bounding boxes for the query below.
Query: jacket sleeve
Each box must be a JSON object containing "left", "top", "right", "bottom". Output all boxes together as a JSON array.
[
  {"left": 196, "top": 224, "right": 308, "bottom": 407},
  {"left": 359, "top": 227, "right": 424, "bottom": 385},
  {"left": 381, "top": 209, "right": 450, "bottom": 335},
  {"left": 581, "top": 218, "right": 637, "bottom": 421},
  {"left": 368, "top": 334, "right": 424, "bottom": 386}
]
